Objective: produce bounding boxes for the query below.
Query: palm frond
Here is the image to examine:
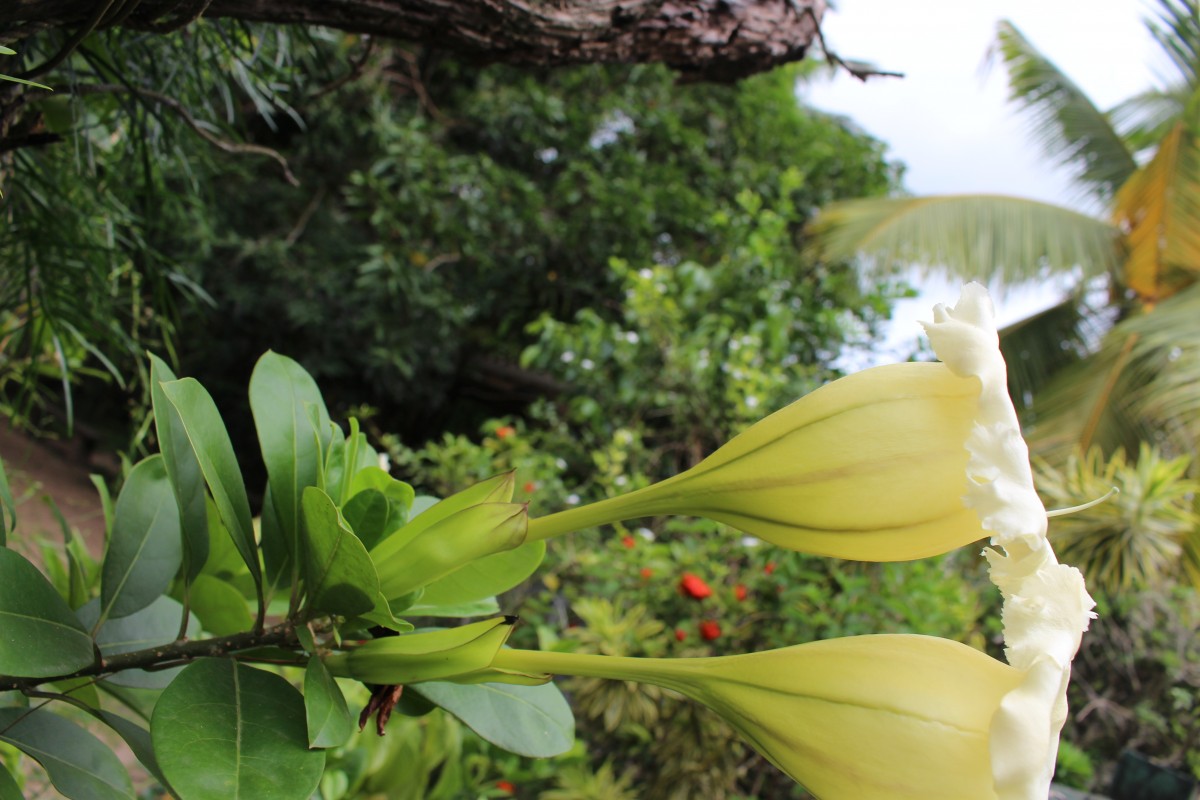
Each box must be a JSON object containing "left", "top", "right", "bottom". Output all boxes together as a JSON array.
[
  {"left": 806, "top": 194, "right": 1121, "bottom": 287},
  {"left": 1000, "top": 294, "right": 1102, "bottom": 412},
  {"left": 1146, "top": 0, "right": 1200, "bottom": 87},
  {"left": 1108, "top": 85, "right": 1188, "bottom": 155},
  {"left": 994, "top": 20, "right": 1138, "bottom": 204},
  {"left": 1113, "top": 120, "right": 1200, "bottom": 300},
  {"left": 1116, "top": 282, "right": 1200, "bottom": 452},
  {"left": 1027, "top": 282, "right": 1200, "bottom": 461}
]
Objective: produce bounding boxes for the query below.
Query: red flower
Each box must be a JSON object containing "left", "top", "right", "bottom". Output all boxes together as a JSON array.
[
  {"left": 679, "top": 573, "right": 713, "bottom": 600},
  {"left": 733, "top": 583, "right": 748, "bottom": 602},
  {"left": 640, "top": 567, "right": 653, "bottom": 580},
  {"left": 495, "top": 425, "right": 516, "bottom": 440},
  {"left": 764, "top": 562, "right": 777, "bottom": 575},
  {"left": 522, "top": 481, "right": 536, "bottom": 493},
  {"left": 621, "top": 535, "right": 636, "bottom": 549},
  {"left": 699, "top": 620, "right": 721, "bottom": 641},
  {"left": 496, "top": 780, "right": 516, "bottom": 794},
  {"left": 674, "top": 628, "right": 687, "bottom": 642}
]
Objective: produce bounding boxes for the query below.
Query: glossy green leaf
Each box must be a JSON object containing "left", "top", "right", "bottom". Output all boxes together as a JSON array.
[
  {"left": 0, "top": 763, "right": 19, "bottom": 800},
  {"left": 78, "top": 596, "right": 199, "bottom": 689},
  {"left": 149, "top": 354, "right": 209, "bottom": 581},
  {"left": 407, "top": 596, "right": 502, "bottom": 618},
  {"left": 347, "top": 468, "right": 414, "bottom": 541},
  {"left": 160, "top": 379, "right": 263, "bottom": 592},
  {"left": 92, "top": 710, "right": 168, "bottom": 788},
  {"left": 411, "top": 680, "right": 573, "bottom": 758},
  {"left": 188, "top": 574, "right": 253, "bottom": 636},
  {"left": 418, "top": 540, "right": 545, "bottom": 608},
  {"left": 0, "top": 548, "right": 94, "bottom": 678},
  {"left": 0, "top": 456, "right": 15, "bottom": 546},
  {"left": 151, "top": 659, "right": 325, "bottom": 800},
  {"left": 340, "top": 489, "right": 391, "bottom": 551},
  {"left": 300, "top": 487, "right": 380, "bottom": 618},
  {"left": 88, "top": 474, "right": 115, "bottom": 544},
  {"left": 303, "top": 656, "right": 353, "bottom": 749},
  {"left": 0, "top": 708, "right": 134, "bottom": 799},
  {"left": 250, "top": 352, "right": 331, "bottom": 589},
  {"left": 100, "top": 455, "right": 183, "bottom": 622},
  {"left": 261, "top": 483, "right": 293, "bottom": 589}
]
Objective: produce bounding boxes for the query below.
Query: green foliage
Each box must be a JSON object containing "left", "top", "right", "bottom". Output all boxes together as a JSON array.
[
  {"left": 521, "top": 175, "right": 904, "bottom": 475},
  {"left": 539, "top": 760, "right": 638, "bottom": 800},
  {"left": 1037, "top": 444, "right": 1200, "bottom": 593},
  {"left": 0, "top": 352, "right": 570, "bottom": 799},
  {"left": 4, "top": 21, "right": 897, "bottom": 446},
  {"left": 1067, "top": 585, "right": 1200, "bottom": 781},
  {"left": 1054, "top": 740, "right": 1096, "bottom": 790}
]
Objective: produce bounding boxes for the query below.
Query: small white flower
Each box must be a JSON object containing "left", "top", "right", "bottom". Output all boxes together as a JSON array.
[
  {"left": 561, "top": 351, "right": 575, "bottom": 363},
  {"left": 566, "top": 493, "right": 581, "bottom": 506}
]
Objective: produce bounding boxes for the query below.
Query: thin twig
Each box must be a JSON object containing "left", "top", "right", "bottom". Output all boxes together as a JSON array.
[
  {"left": 74, "top": 83, "right": 299, "bottom": 185},
  {"left": 308, "top": 37, "right": 377, "bottom": 101},
  {"left": 797, "top": 5, "right": 904, "bottom": 82}
]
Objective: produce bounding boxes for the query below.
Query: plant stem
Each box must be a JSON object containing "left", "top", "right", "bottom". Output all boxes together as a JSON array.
[
  {"left": 0, "top": 620, "right": 299, "bottom": 693},
  {"left": 491, "top": 648, "right": 691, "bottom": 694},
  {"left": 525, "top": 484, "right": 668, "bottom": 542}
]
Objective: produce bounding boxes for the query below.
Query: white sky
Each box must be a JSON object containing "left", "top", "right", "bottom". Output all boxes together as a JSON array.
[{"left": 800, "top": 1, "right": 1164, "bottom": 360}]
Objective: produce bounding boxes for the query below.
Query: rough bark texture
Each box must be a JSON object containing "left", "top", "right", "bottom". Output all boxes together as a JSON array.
[{"left": 1, "top": 0, "right": 825, "bottom": 81}]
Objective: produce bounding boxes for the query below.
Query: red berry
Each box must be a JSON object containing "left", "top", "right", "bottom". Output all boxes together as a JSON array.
[
  {"left": 495, "top": 425, "right": 516, "bottom": 439},
  {"left": 496, "top": 780, "right": 516, "bottom": 794},
  {"left": 734, "top": 583, "right": 748, "bottom": 602},
  {"left": 523, "top": 481, "right": 536, "bottom": 493},
  {"left": 674, "top": 629, "right": 687, "bottom": 642},
  {"left": 621, "top": 535, "right": 636, "bottom": 549},
  {"left": 640, "top": 567, "right": 653, "bottom": 579},
  {"left": 699, "top": 620, "right": 721, "bottom": 641},
  {"left": 679, "top": 573, "right": 713, "bottom": 600},
  {"left": 764, "top": 562, "right": 776, "bottom": 575}
]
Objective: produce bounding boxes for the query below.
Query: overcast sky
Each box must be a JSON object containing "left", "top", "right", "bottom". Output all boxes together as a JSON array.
[{"left": 799, "top": 1, "right": 1163, "bottom": 358}]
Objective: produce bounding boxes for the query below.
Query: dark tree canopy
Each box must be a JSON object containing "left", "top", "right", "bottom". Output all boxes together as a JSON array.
[{"left": 2, "top": 0, "right": 825, "bottom": 82}]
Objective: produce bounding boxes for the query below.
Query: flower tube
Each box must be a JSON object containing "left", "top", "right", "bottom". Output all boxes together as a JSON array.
[{"left": 525, "top": 285, "right": 1034, "bottom": 562}]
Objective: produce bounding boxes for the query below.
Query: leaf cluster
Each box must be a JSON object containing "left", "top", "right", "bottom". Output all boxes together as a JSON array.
[{"left": 0, "top": 352, "right": 572, "bottom": 799}]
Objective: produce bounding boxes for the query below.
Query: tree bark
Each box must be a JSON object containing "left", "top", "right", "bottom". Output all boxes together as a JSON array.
[{"left": 1, "top": 0, "right": 825, "bottom": 82}]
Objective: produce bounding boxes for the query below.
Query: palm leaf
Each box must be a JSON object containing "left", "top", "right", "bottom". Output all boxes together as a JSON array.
[
  {"left": 1146, "top": 0, "right": 1200, "bottom": 87},
  {"left": 1112, "top": 120, "right": 1200, "bottom": 300},
  {"left": 1027, "top": 282, "right": 1200, "bottom": 462},
  {"left": 999, "top": 294, "right": 1100, "bottom": 412},
  {"left": 806, "top": 195, "right": 1121, "bottom": 286},
  {"left": 1109, "top": 85, "right": 1189, "bottom": 154},
  {"left": 995, "top": 20, "right": 1138, "bottom": 203}
]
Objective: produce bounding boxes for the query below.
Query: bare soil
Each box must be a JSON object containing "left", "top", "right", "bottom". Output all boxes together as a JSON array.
[{"left": 0, "top": 418, "right": 108, "bottom": 562}]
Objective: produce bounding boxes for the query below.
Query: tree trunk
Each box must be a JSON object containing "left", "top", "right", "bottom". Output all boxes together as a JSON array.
[{"left": 2, "top": 0, "right": 825, "bottom": 81}]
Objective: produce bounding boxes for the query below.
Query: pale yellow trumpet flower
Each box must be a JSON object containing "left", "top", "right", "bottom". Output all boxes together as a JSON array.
[{"left": 492, "top": 634, "right": 1022, "bottom": 799}]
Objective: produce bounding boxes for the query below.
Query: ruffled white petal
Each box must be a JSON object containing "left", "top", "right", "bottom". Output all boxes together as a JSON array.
[{"left": 922, "top": 283, "right": 1096, "bottom": 800}]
